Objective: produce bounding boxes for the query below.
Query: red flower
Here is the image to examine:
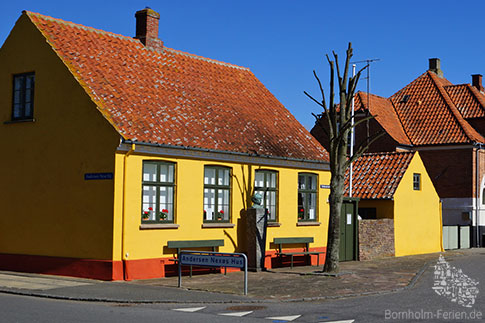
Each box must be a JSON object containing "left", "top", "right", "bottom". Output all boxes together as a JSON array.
[
  {"left": 144, "top": 211, "right": 149, "bottom": 215},
  {"left": 299, "top": 208, "right": 304, "bottom": 213},
  {"left": 219, "top": 210, "right": 224, "bottom": 214},
  {"left": 162, "top": 209, "right": 168, "bottom": 213},
  {"left": 148, "top": 207, "right": 153, "bottom": 211}
]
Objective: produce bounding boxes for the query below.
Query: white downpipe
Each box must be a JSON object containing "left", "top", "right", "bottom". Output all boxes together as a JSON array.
[
  {"left": 349, "top": 64, "right": 356, "bottom": 197},
  {"left": 476, "top": 147, "right": 480, "bottom": 247}
]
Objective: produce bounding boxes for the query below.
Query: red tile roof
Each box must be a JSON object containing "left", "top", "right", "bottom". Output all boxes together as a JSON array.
[
  {"left": 25, "top": 11, "right": 328, "bottom": 162},
  {"left": 389, "top": 71, "right": 485, "bottom": 145},
  {"left": 354, "top": 92, "right": 411, "bottom": 145},
  {"left": 444, "top": 84, "right": 485, "bottom": 119},
  {"left": 344, "top": 152, "right": 415, "bottom": 199}
]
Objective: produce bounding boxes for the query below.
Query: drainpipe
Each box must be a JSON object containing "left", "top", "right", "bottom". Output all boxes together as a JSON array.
[
  {"left": 475, "top": 145, "right": 481, "bottom": 247},
  {"left": 122, "top": 143, "right": 136, "bottom": 280},
  {"left": 349, "top": 64, "right": 356, "bottom": 197}
]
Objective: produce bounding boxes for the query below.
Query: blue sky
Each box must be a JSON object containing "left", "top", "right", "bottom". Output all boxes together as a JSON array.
[{"left": 2, "top": 0, "right": 485, "bottom": 129}]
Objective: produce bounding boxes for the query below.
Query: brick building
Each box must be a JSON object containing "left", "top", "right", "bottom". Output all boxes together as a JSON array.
[{"left": 312, "top": 58, "right": 485, "bottom": 247}]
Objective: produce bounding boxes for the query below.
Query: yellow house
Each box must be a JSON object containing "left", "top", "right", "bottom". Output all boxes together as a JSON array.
[
  {"left": 0, "top": 9, "right": 331, "bottom": 280},
  {"left": 346, "top": 151, "right": 443, "bottom": 258}
]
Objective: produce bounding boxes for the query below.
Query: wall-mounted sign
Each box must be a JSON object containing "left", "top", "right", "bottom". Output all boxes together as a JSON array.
[
  {"left": 84, "top": 173, "right": 114, "bottom": 180},
  {"left": 320, "top": 184, "right": 331, "bottom": 189}
]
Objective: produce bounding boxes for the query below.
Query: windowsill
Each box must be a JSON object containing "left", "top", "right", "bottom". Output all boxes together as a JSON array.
[
  {"left": 297, "top": 221, "right": 321, "bottom": 226},
  {"left": 140, "top": 223, "right": 180, "bottom": 230},
  {"left": 267, "top": 222, "right": 281, "bottom": 227},
  {"left": 202, "top": 223, "right": 235, "bottom": 228},
  {"left": 4, "top": 118, "right": 35, "bottom": 124}
]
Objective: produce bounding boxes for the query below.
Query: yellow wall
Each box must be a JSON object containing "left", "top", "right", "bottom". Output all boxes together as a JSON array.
[
  {"left": 358, "top": 200, "right": 394, "bottom": 219},
  {"left": 114, "top": 151, "right": 330, "bottom": 261},
  {"left": 393, "top": 152, "right": 442, "bottom": 256},
  {"left": 0, "top": 15, "right": 121, "bottom": 259}
]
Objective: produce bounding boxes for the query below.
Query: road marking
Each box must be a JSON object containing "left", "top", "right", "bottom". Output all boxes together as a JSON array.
[
  {"left": 172, "top": 306, "right": 206, "bottom": 312},
  {"left": 218, "top": 311, "right": 253, "bottom": 317},
  {"left": 265, "top": 315, "right": 301, "bottom": 321},
  {"left": 320, "top": 320, "right": 355, "bottom": 323}
]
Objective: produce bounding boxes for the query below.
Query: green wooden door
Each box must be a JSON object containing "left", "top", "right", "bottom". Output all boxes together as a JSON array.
[{"left": 339, "top": 200, "right": 358, "bottom": 261}]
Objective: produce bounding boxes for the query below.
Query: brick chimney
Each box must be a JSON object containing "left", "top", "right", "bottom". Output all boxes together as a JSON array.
[
  {"left": 428, "top": 58, "right": 443, "bottom": 77},
  {"left": 135, "top": 7, "right": 163, "bottom": 51},
  {"left": 472, "top": 74, "right": 484, "bottom": 92}
]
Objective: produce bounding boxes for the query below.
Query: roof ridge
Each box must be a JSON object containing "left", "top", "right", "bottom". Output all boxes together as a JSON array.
[
  {"left": 24, "top": 11, "right": 250, "bottom": 71},
  {"left": 24, "top": 11, "right": 139, "bottom": 43},
  {"left": 387, "top": 94, "right": 413, "bottom": 145},
  {"left": 164, "top": 47, "right": 249, "bottom": 70},
  {"left": 362, "top": 151, "right": 414, "bottom": 157},
  {"left": 428, "top": 71, "right": 485, "bottom": 143},
  {"left": 444, "top": 83, "right": 468, "bottom": 88},
  {"left": 356, "top": 90, "right": 388, "bottom": 100},
  {"left": 465, "top": 84, "right": 485, "bottom": 113}
]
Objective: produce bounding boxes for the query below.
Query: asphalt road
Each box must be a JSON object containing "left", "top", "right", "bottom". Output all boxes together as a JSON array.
[{"left": 1, "top": 255, "right": 483, "bottom": 322}]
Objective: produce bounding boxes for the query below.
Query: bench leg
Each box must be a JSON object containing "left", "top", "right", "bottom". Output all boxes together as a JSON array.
[
  {"left": 190, "top": 265, "right": 192, "bottom": 278},
  {"left": 290, "top": 255, "right": 294, "bottom": 269}
]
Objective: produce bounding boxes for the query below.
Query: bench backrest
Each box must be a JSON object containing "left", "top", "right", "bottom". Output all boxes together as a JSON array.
[
  {"left": 167, "top": 239, "right": 224, "bottom": 249},
  {"left": 273, "top": 237, "right": 314, "bottom": 245}
]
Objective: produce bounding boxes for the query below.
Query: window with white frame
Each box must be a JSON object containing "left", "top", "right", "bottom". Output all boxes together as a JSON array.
[
  {"left": 254, "top": 170, "right": 278, "bottom": 222},
  {"left": 298, "top": 173, "right": 318, "bottom": 221},
  {"left": 203, "top": 166, "right": 231, "bottom": 222},
  {"left": 141, "top": 161, "right": 175, "bottom": 223}
]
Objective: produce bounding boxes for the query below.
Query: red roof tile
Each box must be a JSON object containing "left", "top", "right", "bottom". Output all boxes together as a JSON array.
[
  {"left": 344, "top": 152, "right": 415, "bottom": 199},
  {"left": 390, "top": 72, "right": 485, "bottom": 145},
  {"left": 444, "top": 84, "right": 485, "bottom": 119},
  {"left": 354, "top": 92, "right": 411, "bottom": 145},
  {"left": 25, "top": 11, "right": 328, "bottom": 162}
]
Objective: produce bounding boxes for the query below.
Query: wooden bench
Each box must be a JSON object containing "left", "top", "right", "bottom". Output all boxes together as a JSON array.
[
  {"left": 167, "top": 239, "right": 225, "bottom": 276},
  {"left": 273, "top": 237, "right": 324, "bottom": 268}
]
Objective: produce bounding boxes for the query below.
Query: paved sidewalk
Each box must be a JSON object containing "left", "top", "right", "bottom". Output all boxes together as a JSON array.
[{"left": 0, "top": 249, "right": 481, "bottom": 303}]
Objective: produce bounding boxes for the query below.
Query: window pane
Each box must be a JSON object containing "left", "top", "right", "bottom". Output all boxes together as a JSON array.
[
  {"left": 254, "top": 171, "right": 264, "bottom": 188},
  {"left": 308, "top": 175, "right": 317, "bottom": 190},
  {"left": 159, "top": 186, "right": 173, "bottom": 221},
  {"left": 298, "top": 175, "right": 305, "bottom": 190},
  {"left": 268, "top": 191, "right": 276, "bottom": 221},
  {"left": 204, "top": 168, "right": 216, "bottom": 185},
  {"left": 25, "top": 89, "right": 32, "bottom": 103},
  {"left": 143, "top": 163, "right": 157, "bottom": 182},
  {"left": 13, "top": 104, "right": 21, "bottom": 118},
  {"left": 160, "top": 163, "right": 174, "bottom": 183},
  {"left": 219, "top": 168, "right": 230, "bottom": 186},
  {"left": 218, "top": 189, "right": 230, "bottom": 220},
  {"left": 142, "top": 185, "right": 156, "bottom": 220},
  {"left": 14, "top": 76, "right": 22, "bottom": 91},
  {"left": 269, "top": 172, "right": 277, "bottom": 188},
  {"left": 203, "top": 188, "right": 215, "bottom": 220},
  {"left": 14, "top": 91, "right": 21, "bottom": 105},
  {"left": 24, "top": 103, "right": 32, "bottom": 117},
  {"left": 298, "top": 192, "right": 305, "bottom": 220},
  {"left": 309, "top": 193, "right": 317, "bottom": 220},
  {"left": 26, "top": 75, "right": 34, "bottom": 89}
]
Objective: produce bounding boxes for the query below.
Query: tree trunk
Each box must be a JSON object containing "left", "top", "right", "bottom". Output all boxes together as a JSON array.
[{"left": 323, "top": 165, "right": 345, "bottom": 273}]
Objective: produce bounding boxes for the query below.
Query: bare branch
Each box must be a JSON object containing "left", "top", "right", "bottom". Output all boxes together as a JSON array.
[
  {"left": 344, "top": 131, "right": 386, "bottom": 169},
  {"left": 304, "top": 91, "right": 325, "bottom": 109},
  {"left": 312, "top": 112, "right": 329, "bottom": 137},
  {"left": 313, "top": 70, "right": 326, "bottom": 110}
]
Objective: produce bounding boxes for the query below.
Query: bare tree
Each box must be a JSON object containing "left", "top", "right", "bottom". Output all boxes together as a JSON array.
[{"left": 305, "top": 43, "right": 382, "bottom": 273}]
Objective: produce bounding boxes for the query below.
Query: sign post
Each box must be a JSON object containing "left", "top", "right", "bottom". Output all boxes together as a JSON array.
[{"left": 178, "top": 251, "right": 248, "bottom": 295}]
